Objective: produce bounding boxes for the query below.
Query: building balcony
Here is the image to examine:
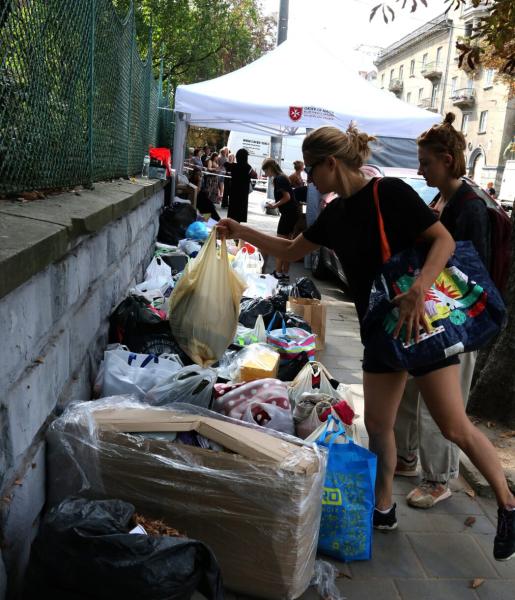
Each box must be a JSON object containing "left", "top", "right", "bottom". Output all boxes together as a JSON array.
[
  {"left": 418, "top": 98, "right": 439, "bottom": 112},
  {"left": 451, "top": 88, "right": 476, "bottom": 108},
  {"left": 388, "top": 78, "right": 403, "bottom": 94},
  {"left": 421, "top": 61, "right": 443, "bottom": 80}
]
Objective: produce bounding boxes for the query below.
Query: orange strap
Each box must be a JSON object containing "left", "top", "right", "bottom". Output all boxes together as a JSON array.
[{"left": 373, "top": 178, "right": 392, "bottom": 264}]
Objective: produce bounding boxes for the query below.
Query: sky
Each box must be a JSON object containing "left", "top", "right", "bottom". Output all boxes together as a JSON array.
[{"left": 259, "top": 0, "right": 451, "bottom": 71}]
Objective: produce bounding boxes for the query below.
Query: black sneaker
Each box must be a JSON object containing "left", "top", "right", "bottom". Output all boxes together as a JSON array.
[
  {"left": 494, "top": 507, "right": 515, "bottom": 561},
  {"left": 373, "top": 503, "right": 398, "bottom": 531}
]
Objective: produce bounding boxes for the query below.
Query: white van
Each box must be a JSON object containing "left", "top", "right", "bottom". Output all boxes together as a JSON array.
[
  {"left": 227, "top": 131, "right": 305, "bottom": 189},
  {"left": 499, "top": 159, "right": 515, "bottom": 210}
]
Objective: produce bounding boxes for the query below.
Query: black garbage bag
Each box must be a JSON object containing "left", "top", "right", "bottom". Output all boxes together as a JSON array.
[
  {"left": 158, "top": 203, "right": 197, "bottom": 246},
  {"left": 284, "top": 312, "right": 312, "bottom": 333},
  {"left": 238, "top": 297, "right": 275, "bottom": 328},
  {"left": 109, "top": 295, "right": 170, "bottom": 352},
  {"left": 24, "top": 498, "right": 224, "bottom": 600},
  {"left": 277, "top": 351, "right": 310, "bottom": 382},
  {"left": 291, "top": 277, "right": 321, "bottom": 300}
]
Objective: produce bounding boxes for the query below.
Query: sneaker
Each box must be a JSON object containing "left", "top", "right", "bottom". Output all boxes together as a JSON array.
[
  {"left": 406, "top": 480, "right": 452, "bottom": 509},
  {"left": 373, "top": 503, "right": 398, "bottom": 530},
  {"left": 494, "top": 507, "right": 515, "bottom": 561},
  {"left": 271, "top": 271, "right": 283, "bottom": 280},
  {"left": 395, "top": 454, "right": 418, "bottom": 477}
]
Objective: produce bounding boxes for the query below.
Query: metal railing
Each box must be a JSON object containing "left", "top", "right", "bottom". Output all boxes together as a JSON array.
[
  {"left": 450, "top": 88, "right": 476, "bottom": 105},
  {"left": 388, "top": 78, "right": 403, "bottom": 92},
  {"left": 0, "top": 0, "right": 171, "bottom": 196},
  {"left": 418, "top": 98, "right": 438, "bottom": 111},
  {"left": 421, "top": 61, "right": 443, "bottom": 77}
]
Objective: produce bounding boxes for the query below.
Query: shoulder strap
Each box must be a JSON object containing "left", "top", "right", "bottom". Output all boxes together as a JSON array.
[{"left": 373, "top": 178, "right": 392, "bottom": 263}]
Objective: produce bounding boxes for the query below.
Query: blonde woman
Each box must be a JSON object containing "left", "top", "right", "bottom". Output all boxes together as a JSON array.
[
  {"left": 289, "top": 160, "right": 306, "bottom": 188},
  {"left": 218, "top": 124, "right": 515, "bottom": 561},
  {"left": 262, "top": 157, "right": 300, "bottom": 280}
]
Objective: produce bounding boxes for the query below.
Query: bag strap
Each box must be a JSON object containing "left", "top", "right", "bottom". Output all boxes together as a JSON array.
[
  {"left": 373, "top": 178, "right": 392, "bottom": 264},
  {"left": 318, "top": 414, "right": 348, "bottom": 448},
  {"left": 266, "top": 311, "right": 287, "bottom": 335}
]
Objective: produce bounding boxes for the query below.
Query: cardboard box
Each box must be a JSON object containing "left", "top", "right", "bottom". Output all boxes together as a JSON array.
[
  {"left": 239, "top": 348, "right": 280, "bottom": 382},
  {"left": 47, "top": 404, "right": 325, "bottom": 600},
  {"left": 288, "top": 297, "right": 327, "bottom": 350}
]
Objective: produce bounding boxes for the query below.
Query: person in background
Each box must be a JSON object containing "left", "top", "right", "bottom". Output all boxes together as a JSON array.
[
  {"left": 217, "top": 147, "right": 229, "bottom": 204},
  {"left": 262, "top": 157, "right": 301, "bottom": 280},
  {"left": 222, "top": 153, "right": 235, "bottom": 209},
  {"left": 204, "top": 152, "right": 220, "bottom": 206},
  {"left": 189, "top": 168, "right": 220, "bottom": 222},
  {"left": 217, "top": 124, "right": 515, "bottom": 563},
  {"left": 395, "top": 112, "right": 492, "bottom": 509},
  {"left": 289, "top": 160, "right": 306, "bottom": 188},
  {"left": 227, "top": 148, "right": 257, "bottom": 223},
  {"left": 191, "top": 147, "right": 203, "bottom": 169},
  {"left": 200, "top": 145, "right": 211, "bottom": 166},
  {"left": 486, "top": 181, "right": 497, "bottom": 199}
]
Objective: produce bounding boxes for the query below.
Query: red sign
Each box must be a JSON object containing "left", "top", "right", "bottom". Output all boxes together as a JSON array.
[{"left": 288, "top": 106, "right": 303, "bottom": 122}]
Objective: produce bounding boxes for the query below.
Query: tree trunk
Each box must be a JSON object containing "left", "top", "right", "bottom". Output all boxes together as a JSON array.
[{"left": 468, "top": 211, "right": 515, "bottom": 426}]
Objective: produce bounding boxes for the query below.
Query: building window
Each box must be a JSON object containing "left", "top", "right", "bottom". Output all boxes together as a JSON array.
[
  {"left": 451, "top": 76, "right": 458, "bottom": 96},
  {"left": 479, "top": 110, "right": 488, "bottom": 133},
  {"left": 418, "top": 87, "right": 423, "bottom": 101},
  {"left": 399, "top": 65, "right": 404, "bottom": 80},
  {"left": 381, "top": 73, "right": 384, "bottom": 87},
  {"left": 407, "top": 92, "right": 411, "bottom": 103},
  {"left": 464, "top": 21, "right": 473, "bottom": 37},
  {"left": 485, "top": 68, "right": 494, "bottom": 87},
  {"left": 466, "top": 77, "right": 474, "bottom": 91},
  {"left": 410, "top": 59, "right": 415, "bottom": 76},
  {"left": 436, "top": 46, "right": 442, "bottom": 65},
  {"left": 462, "top": 113, "right": 470, "bottom": 135},
  {"left": 422, "top": 53, "right": 428, "bottom": 67},
  {"left": 431, "top": 83, "right": 439, "bottom": 107},
  {"left": 390, "top": 68, "right": 394, "bottom": 82}
]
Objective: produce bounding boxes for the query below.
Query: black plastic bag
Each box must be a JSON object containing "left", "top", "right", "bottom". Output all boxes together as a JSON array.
[
  {"left": 277, "top": 351, "right": 310, "bottom": 382},
  {"left": 24, "top": 498, "right": 224, "bottom": 600},
  {"left": 291, "top": 277, "right": 321, "bottom": 300},
  {"left": 109, "top": 295, "right": 170, "bottom": 352},
  {"left": 284, "top": 312, "right": 312, "bottom": 333},
  {"left": 158, "top": 203, "right": 197, "bottom": 246},
  {"left": 238, "top": 297, "right": 275, "bottom": 328},
  {"left": 137, "top": 333, "right": 193, "bottom": 366}
]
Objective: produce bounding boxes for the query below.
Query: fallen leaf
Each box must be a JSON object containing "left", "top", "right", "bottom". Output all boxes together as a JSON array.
[
  {"left": 470, "top": 578, "right": 485, "bottom": 589},
  {"left": 34, "top": 357, "right": 44, "bottom": 364},
  {"left": 465, "top": 489, "right": 476, "bottom": 498},
  {"left": 1, "top": 496, "right": 12, "bottom": 504},
  {"left": 31, "top": 463, "right": 37, "bottom": 469},
  {"left": 486, "top": 421, "right": 494, "bottom": 428},
  {"left": 500, "top": 431, "right": 515, "bottom": 438},
  {"left": 464, "top": 516, "right": 476, "bottom": 527}
]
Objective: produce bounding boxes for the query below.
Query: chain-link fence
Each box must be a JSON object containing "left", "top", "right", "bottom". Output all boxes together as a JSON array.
[{"left": 0, "top": 0, "right": 170, "bottom": 196}]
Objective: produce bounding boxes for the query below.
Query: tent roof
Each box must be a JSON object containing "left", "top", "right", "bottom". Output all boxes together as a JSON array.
[{"left": 175, "top": 38, "right": 439, "bottom": 139}]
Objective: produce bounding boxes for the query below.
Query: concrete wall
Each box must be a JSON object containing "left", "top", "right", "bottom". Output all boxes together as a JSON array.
[{"left": 0, "top": 179, "right": 164, "bottom": 598}]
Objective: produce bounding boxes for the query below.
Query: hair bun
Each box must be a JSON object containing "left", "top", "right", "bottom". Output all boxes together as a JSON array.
[{"left": 443, "top": 112, "right": 456, "bottom": 126}]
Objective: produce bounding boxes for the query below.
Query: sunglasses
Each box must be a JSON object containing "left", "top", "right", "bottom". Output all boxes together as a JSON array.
[{"left": 305, "top": 160, "right": 323, "bottom": 180}]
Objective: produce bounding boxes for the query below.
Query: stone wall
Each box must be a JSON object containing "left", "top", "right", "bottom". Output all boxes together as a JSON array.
[{"left": 0, "top": 179, "right": 164, "bottom": 597}]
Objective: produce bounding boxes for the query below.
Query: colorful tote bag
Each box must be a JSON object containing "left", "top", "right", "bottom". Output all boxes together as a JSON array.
[
  {"left": 362, "top": 179, "right": 506, "bottom": 371},
  {"left": 266, "top": 312, "right": 316, "bottom": 364},
  {"left": 316, "top": 415, "right": 377, "bottom": 562}
]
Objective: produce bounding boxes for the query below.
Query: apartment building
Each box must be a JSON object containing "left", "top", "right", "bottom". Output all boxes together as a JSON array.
[{"left": 374, "top": 3, "right": 515, "bottom": 190}]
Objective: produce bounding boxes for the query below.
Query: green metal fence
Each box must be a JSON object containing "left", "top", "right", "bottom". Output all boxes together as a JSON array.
[{"left": 0, "top": 0, "right": 170, "bottom": 196}]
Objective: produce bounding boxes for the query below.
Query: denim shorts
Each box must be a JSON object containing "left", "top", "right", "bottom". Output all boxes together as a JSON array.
[{"left": 362, "top": 350, "right": 460, "bottom": 378}]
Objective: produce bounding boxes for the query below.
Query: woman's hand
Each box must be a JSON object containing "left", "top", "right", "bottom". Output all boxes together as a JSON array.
[
  {"left": 216, "top": 218, "right": 243, "bottom": 240},
  {"left": 392, "top": 282, "right": 430, "bottom": 344}
]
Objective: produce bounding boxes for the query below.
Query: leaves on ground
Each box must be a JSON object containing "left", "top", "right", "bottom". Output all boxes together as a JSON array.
[
  {"left": 470, "top": 578, "right": 485, "bottom": 589},
  {"left": 465, "top": 489, "right": 476, "bottom": 498},
  {"left": 464, "top": 516, "right": 476, "bottom": 527}
]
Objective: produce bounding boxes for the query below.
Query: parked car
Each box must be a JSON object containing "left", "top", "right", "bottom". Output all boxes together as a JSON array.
[{"left": 311, "top": 167, "right": 502, "bottom": 288}]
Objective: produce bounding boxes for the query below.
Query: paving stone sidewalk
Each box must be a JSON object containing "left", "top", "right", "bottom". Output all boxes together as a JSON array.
[{"left": 217, "top": 193, "right": 515, "bottom": 600}]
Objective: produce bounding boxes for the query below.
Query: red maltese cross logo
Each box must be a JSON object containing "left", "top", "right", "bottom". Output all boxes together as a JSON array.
[{"left": 288, "top": 106, "right": 303, "bottom": 122}]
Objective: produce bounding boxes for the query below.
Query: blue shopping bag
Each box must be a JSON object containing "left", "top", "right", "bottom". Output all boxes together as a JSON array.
[{"left": 315, "top": 416, "right": 377, "bottom": 562}]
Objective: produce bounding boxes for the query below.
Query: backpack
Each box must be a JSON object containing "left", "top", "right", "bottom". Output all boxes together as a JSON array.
[{"left": 461, "top": 191, "right": 512, "bottom": 295}]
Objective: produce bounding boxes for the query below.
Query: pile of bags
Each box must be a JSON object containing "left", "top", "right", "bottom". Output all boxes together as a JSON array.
[{"left": 30, "top": 220, "right": 376, "bottom": 600}]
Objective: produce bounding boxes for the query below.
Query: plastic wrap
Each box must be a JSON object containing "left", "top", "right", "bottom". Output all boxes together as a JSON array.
[
  {"left": 310, "top": 560, "right": 344, "bottom": 600},
  {"left": 222, "top": 343, "right": 280, "bottom": 382},
  {"left": 46, "top": 398, "right": 327, "bottom": 600},
  {"left": 144, "top": 365, "right": 217, "bottom": 408}
]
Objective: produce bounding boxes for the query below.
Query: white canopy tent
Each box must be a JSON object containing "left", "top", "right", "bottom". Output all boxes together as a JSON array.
[{"left": 173, "top": 38, "right": 440, "bottom": 171}]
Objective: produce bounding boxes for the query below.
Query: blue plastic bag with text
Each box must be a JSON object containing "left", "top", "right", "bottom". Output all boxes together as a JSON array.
[{"left": 316, "top": 415, "right": 377, "bottom": 562}]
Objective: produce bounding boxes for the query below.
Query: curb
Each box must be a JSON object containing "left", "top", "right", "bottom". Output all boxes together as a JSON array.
[{"left": 460, "top": 454, "right": 515, "bottom": 499}]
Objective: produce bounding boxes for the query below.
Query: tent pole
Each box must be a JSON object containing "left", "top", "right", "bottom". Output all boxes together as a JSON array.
[{"left": 172, "top": 111, "right": 190, "bottom": 178}]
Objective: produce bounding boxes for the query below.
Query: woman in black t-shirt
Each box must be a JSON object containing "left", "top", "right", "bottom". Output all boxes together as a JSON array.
[
  {"left": 217, "top": 124, "right": 515, "bottom": 559},
  {"left": 262, "top": 158, "right": 300, "bottom": 279}
]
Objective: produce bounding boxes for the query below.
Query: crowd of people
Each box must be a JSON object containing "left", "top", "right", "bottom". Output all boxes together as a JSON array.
[{"left": 215, "top": 113, "right": 515, "bottom": 563}]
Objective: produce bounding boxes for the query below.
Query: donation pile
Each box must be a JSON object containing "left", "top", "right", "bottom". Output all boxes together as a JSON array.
[{"left": 31, "top": 208, "right": 376, "bottom": 600}]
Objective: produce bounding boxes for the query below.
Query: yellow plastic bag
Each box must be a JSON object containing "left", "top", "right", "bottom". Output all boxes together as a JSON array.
[{"left": 169, "top": 230, "right": 247, "bottom": 367}]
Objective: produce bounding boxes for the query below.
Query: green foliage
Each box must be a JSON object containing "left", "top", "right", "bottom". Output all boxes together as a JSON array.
[{"left": 114, "top": 0, "right": 275, "bottom": 92}]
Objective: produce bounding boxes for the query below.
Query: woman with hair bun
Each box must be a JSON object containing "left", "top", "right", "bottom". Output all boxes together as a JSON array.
[
  {"left": 217, "top": 123, "right": 515, "bottom": 561},
  {"left": 395, "top": 112, "right": 493, "bottom": 510}
]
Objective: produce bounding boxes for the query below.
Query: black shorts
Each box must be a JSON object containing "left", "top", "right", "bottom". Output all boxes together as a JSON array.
[
  {"left": 277, "top": 212, "right": 297, "bottom": 236},
  {"left": 362, "top": 349, "right": 460, "bottom": 377}
]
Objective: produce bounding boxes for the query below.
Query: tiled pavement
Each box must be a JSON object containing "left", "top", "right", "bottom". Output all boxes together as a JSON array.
[{"left": 215, "top": 193, "right": 515, "bottom": 600}]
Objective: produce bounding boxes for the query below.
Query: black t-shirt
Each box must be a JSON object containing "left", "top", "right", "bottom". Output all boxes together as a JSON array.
[
  {"left": 303, "top": 177, "right": 437, "bottom": 323},
  {"left": 274, "top": 175, "right": 299, "bottom": 216}
]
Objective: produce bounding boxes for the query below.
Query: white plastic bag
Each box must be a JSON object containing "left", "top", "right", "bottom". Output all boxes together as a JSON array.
[
  {"left": 101, "top": 348, "right": 183, "bottom": 399},
  {"left": 241, "top": 401, "right": 295, "bottom": 435},
  {"left": 169, "top": 230, "right": 247, "bottom": 367},
  {"left": 288, "top": 361, "right": 338, "bottom": 405},
  {"left": 242, "top": 273, "right": 278, "bottom": 298},
  {"left": 144, "top": 365, "right": 217, "bottom": 408},
  {"left": 144, "top": 256, "right": 171, "bottom": 284},
  {"left": 231, "top": 246, "right": 264, "bottom": 276}
]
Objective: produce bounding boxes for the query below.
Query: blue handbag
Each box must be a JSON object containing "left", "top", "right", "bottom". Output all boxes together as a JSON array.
[
  {"left": 316, "top": 415, "right": 377, "bottom": 562},
  {"left": 362, "top": 180, "right": 507, "bottom": 371}
]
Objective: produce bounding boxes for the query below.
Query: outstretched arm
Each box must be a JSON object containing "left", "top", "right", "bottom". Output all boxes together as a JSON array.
[{"left": 217, "top": 218, "right": 319, "bottom": 262}]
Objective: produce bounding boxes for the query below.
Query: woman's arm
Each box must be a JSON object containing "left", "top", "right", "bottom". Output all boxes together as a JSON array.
[
  {"left": 269, "top": 191, "right": 291, "bottom": 208},
  {"left": 393, "top": 221, "right": 455, "bottom": 343},
  {"left": 217, "top": 218, "right": 318, "bottom": 261}
]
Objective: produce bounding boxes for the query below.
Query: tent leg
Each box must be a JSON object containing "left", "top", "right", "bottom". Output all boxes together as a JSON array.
[{"left": 172, "top": 111, "right": 190, "bottom": 178}]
